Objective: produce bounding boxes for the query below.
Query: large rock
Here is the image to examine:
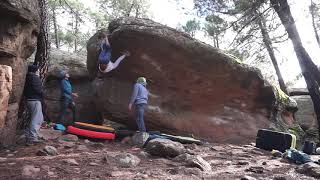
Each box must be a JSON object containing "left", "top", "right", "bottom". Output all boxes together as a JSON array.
[
  {"left": 0, "top": 0, "right": 40, "bottom": 146},
  {"left": 0, "top": 66, "right": 12, "bottom": 128},
  {"left": 44, "top": 49, "right": 100, "bottom": 123},
  {"left": 22, "top": 165, "right": 40, "bottom": 177},
  {"left": 146, "top": 138, "right": 186, "bottom": 158},
  {"left": 115, "top": 153, "right": 141, "bottom": 167},
  {"left": 296, "top": 162, "right": 320, "bottom": 178},
  {"left": 87, "top": 18, "right": 295, "bottom": 143},
  {"left": 39, "top": 128, "right": 63, "bottom": 140},
  {"left": 132, "top": 132, "right": 149, "bottom": 147},
  {"left": 37, "top": 145, "right": 58, "bottom": 156},
  {"left": 291, "top": 95, "right": 317, "bottom": 130},
  {"left": 174, "top": 153, "right": 212, "bottom": 172}
]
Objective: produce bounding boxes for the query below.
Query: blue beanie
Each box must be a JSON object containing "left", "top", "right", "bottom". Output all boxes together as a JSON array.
[{"left": 59, "top": 70, "right": 67, "bottom": 78}]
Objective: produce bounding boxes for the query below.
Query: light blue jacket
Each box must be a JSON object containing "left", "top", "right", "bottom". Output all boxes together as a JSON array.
[{"left": 130, "top": 83, "right": 149, "bottom": 105}]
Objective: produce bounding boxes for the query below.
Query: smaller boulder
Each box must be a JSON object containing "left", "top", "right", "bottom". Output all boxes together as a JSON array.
[
  {"left": 132, "top": 132, "right": 149, "bottom": 147},
  {"left": 240, "top": 175, "right": 256, "bottom": 180},
  {"left": 115, "top": 153, "right": 141, "bottom": 168},
  {"left": 89, "top": 162, "right": 99, "bottom": 166},
  {"left": 187, "top": 156, "right": 211, "bottom": 172},
  {"left": 63, "top": 159, "right": 79, "bottom": 166},
  {"left": 273, "top": 175, "right": 287, "bottom": 180},
  {"left": 37, "top": 146, "right": 58, "bottom": 156},
  {"left": 39, "top": 129, "right": 63, "bottom": 140},
  {"left": 22, "top": 165, "right": 40, "bottom": 177},
  {"left": 77, "top": 145, "right": 89, "bottom": 151},
  {"left": 173, "top": 153, "right": 193, "bottom": 162},
  {"left": 120, "top": 136, "right": 133, "bottom": 145},
  {"left": 44, "top": 146, "right": 58, "bottom": 155},
  {"left": 146, "top": 138, "right": 185, "bottom": 158},
  {"left": 174, "top": 153, "right": 211, "bottom": 172},
  {"left": 58, "top": 134, "right": 79, "bottom": 142},
  {"left": 104, "top": 154, "right": 114, "bottom": 163},
  {"left": 138, "top": 151, "right": 150, "bottom": 158},
  {"left": 0, "top": 157, "right": 7, "bottom": 162},
  {"left": 296, "top": 162, "right": 320, "bottom": 178},
  {"left": 61, "top": 141, "right": 76, "bottom": 148},
  {"left": 237, "top": 161, "right": 250, "bottom": 165},
  {"left": 245, "top": 166, "right": 264, "bottom": 174}
]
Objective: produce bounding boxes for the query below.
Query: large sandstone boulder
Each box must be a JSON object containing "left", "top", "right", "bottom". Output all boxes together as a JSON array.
[
  {"left": 291, "top": 95, "right": 317, "bottom": 130},
  {"left": 87, "top": 18, "right": 290, "bottom": 144},
  {"left": 0, "top": 66, "right": 12, "bottom": 128},
  {"left": 44, "top": 49, "right": 100, "bottom": 123},
  {"left": 0, "top": 0, "right": 40, "bottom": 146}
]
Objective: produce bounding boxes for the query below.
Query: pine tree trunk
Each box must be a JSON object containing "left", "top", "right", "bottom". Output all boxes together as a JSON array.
[
  {"left": 310, "top": 0, "right": 320, "bottom": 48},
  {"left": 257, "top": 13, "right": 288, "bottom": 94},
  {"left": 271, "top": 0, "right": 320, "bottom": 137},
  {"left": 126, "top": 2, "right": 135, "bottom": 17},
  {"left": 74, "top": 14, "right": 78, "bottom": 53},
  {"left": 19, "top": 0, "right": 50, "bottom": 128},
  {"left": 35, "top": 0, "right": 50, "bottom": 81},
  {"left": 52, "top": 8, "right": 59, "bottom": 49},
  {"left": 215, "top": 34, "right": 219, "bottom": 48}
]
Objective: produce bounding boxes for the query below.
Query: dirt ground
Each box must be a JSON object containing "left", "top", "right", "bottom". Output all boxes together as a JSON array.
[{"left": 0, "top": 130, "right": 319, "bottom": 180}]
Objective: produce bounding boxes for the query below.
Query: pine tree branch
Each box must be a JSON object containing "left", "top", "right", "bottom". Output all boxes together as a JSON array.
[{"left": 228, "top": 6, "right": 273, "bottom": 48}]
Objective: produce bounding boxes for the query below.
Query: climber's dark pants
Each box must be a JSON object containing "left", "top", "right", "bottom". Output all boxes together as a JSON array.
[
  {"left": 58, "top": 97, "right": 76, "bottom": 125},
  {"left": 135, "top": 104, "right": 146, "bottom": 132}
]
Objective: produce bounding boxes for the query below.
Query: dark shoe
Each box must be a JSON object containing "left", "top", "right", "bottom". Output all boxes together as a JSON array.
[{"left": 26, "top": 139, "right": 44, "bottom": 146}]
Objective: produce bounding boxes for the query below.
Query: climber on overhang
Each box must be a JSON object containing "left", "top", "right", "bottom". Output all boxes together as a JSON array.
[{"left": 97, "top": 32, "right": 130, "bottom": 73}]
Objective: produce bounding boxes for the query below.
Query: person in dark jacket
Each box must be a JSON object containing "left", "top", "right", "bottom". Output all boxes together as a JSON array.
[
  {"left": 24, "top": 65, "right": 44, "bottom": 144},
  {"left": 128, "top": 77, "right": 149, "bottom": 132},
  {"left": 58, "top": 70, "right": 78, "bottom": 125}
]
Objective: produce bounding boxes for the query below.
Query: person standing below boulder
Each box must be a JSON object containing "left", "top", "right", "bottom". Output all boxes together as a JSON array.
[
  {"left": 58, "top": 70, "right": 78, "bottom": 125},
  {"left": 97, "top": 32, "right": 130, "bottom": 73},
  {"left": 23, "top": 65, "right": 44, "bottom": 144},
  {"left": 128, "top": 77, "right": 149, "bottom": 132}
]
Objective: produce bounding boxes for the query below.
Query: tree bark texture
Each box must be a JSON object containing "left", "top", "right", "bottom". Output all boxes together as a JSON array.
[
  {"left": 257, "top": 13, "right": 288, "bottom": 94},
  {"left": 271, "top": 0, "right": 320, "bottom": 137},
  {"left": 310, "top": 0, "right": 320, "bottom": 49}
]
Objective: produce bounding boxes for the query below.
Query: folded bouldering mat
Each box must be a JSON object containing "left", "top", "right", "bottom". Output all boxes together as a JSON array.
[
  {"left": 115, "top": 129, "right": 135, "bottom": 139},
  {"left": 256, "top": 129, "right": 296, "bottom": 152},
  {"left": 149, "top": 132, "right": 202, "bottom": 145},
  {"left": 74, "top": 122, "right": 115, "bottom": 133},
  {"left": 67, "top": 126, "right": 115, "bottom": 140}
]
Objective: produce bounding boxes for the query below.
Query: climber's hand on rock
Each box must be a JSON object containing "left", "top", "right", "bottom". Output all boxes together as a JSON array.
[
  {"left": 128, "top": 104, "right": 132, "bottom": 111},
  {"left": 121, "top": 50, "right": 130, "bottom": 57}
]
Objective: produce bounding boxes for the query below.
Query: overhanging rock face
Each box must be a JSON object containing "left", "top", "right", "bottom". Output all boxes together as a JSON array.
[{"left": 87, "top": 18, "right": 276, "bottom": 144}]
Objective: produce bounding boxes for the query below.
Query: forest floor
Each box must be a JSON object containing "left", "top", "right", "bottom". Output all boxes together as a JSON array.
[{"left": 0, "top": 128, "right": 319, "bottom": 180}]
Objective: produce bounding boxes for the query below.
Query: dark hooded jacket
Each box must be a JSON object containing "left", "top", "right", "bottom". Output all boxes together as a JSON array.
[{"left": 24, "top": 72, "right": 43, "bottom": 100}]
